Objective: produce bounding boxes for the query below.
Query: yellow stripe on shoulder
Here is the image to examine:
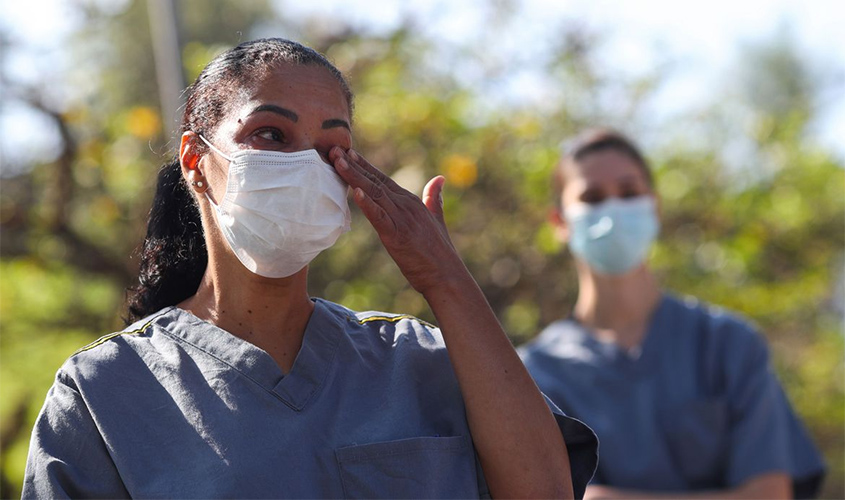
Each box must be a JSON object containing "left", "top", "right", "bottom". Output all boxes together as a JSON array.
[
  {"left": 72, "top": 316, "right": 157, "bottom": 356},
  {"left": 351, "top": 314, "right": 436, "bottom": 330}
]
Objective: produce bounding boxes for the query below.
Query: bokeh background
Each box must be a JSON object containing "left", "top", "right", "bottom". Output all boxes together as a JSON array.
[{"left": 1, "top": 0, "right": 843, "bottom": 497}]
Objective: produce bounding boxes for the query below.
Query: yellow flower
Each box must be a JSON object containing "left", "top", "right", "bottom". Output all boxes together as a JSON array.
[
  {"left": 441, "top": 154, "right": 478, "bottom": 189},
  {"left": 127, "top": 106, "right": 161, "bottom": 139}
]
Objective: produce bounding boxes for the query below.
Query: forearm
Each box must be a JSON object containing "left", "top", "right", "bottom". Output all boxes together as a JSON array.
[
  {"left": 423, "top": 262, "right": 572, "bottom": 499},
  {"left": 330, "top": 150, "right": 574, "bottom": 497}
]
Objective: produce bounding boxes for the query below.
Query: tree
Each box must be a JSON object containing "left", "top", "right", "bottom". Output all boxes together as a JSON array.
[{"left": 1, "top": 2, "right": 841, "bottom": 497}]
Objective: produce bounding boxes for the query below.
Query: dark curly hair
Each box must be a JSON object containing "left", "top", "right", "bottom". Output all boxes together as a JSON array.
[{"left": 125, "top": 38, "right": 354, "bottom": 323}]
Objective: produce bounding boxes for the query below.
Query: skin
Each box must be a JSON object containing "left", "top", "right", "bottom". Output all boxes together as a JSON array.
[
  {"left": 177, "top": 62, "right": 573, "bottom": 498},
  {"left": 550, "top": 149, "right": 791, "bottom": 499}
]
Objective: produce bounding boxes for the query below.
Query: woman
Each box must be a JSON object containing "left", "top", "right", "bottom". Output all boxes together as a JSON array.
[
  {"left": 518, "top": 129, "right": 825, "bottom": 499},
  {"left": 22, "top": 39, "right": 597, "bottom": 499}
]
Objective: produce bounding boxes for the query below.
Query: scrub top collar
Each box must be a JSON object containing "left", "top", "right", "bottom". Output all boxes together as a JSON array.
[
  {"left": 568, "top": 293, "right": 672, "bottom": 372},
  {"left": 155, "top": 298, "right": 344, "bottom": 411}
]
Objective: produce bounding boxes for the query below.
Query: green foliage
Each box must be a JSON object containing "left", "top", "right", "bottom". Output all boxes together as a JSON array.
[
  {"left": 1, "top": 2, "right": 842, "bottom": 497},
  {"left": 0, "top": 260, "right": 122, "bottom": 495}
]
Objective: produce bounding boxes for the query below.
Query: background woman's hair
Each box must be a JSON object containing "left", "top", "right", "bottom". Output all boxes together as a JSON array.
[
  {"left": 552, "top": 128, "right": 653, "bottom": 206},
  {"left": 125, "top": 38, "right": 354, "bottom": 323}
]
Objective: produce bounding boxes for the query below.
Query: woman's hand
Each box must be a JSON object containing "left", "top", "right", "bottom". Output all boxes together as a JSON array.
[
  {"left": 329, "top": 147, "right": 464, "bottom": 295},
  {"left": 330, "top": 146, "right": 574, "bottom": 499}
]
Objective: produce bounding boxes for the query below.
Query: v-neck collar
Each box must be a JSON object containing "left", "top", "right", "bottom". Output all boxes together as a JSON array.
[
  {"left": 155, "top": 298, "right": 344, "bottom": 411},
  {"left": 567, "top": 294, "right": 671, "bottom": 372}
]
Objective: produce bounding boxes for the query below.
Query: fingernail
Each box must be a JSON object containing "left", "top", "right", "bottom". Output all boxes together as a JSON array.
[
  {"left": 337, "top": 158, "right": 348, "bottom": 171},
  {"left": 349, "top": 149, "right": 359, "bottom": 160},
  {"left": 354, "top": 187, "right": 365, "bottom": 201}
]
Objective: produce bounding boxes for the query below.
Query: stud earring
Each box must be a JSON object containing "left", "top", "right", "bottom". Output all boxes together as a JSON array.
[{"left": 187, "top": 168, "right": 208, "bottom": 193}]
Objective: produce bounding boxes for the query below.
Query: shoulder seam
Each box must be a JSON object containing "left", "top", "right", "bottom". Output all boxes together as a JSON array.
[
  {"left": 72, "top": 314, "right": 162, "bottom": 356},
  {"left": 348, "top": 314, "right": 436, "bottom": 330}
]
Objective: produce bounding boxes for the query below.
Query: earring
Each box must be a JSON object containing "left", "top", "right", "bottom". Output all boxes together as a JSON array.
[{"left": 188, "top": 171, "right": 208, "bottom": 193}]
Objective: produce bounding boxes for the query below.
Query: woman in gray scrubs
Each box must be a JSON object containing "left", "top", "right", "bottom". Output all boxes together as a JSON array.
[
  {"left": 23, "top": 38, "right": 597, "bottom": 499},
  {"left": 518, "top": 129, "right": 825, "bottom": 499}
]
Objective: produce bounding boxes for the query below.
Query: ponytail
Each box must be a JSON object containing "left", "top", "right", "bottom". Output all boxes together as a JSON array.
[{"left": 125, "top": 158, "right": 207, "bottom": 323}]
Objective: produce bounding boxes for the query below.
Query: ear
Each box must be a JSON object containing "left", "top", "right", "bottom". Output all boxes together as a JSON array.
[
  {"left": 549, "top": 207, "right": 570, "bottom": 244},
  {"left": 180, "top": 131, "right": 208, "bottom": 194},
  {"left": 180, "top": 131, "right": 201, "bottom": 174}
]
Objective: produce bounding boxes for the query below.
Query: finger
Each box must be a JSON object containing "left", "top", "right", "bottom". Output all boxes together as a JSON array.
[
  {"left": 352, "top": 187, "right": 396, "bottom": 236},
  {"left": 333, "top": 151, "right": 378, "bottom": 189},
  {"left": 329, "top": 146, "right": 345, "bottom": 164},
  {"left": 422, "top": 175, "right": 446, "bottom": 226},
  {"left": 347, "top": 149, "right": 401, "bottom": 193},
  {"left": 334, "top": 154, "right": 397, "bottom": 211}
]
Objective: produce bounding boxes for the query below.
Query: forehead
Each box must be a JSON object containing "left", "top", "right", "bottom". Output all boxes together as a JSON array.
[
  {"left": 230, "top": 63, "right": 350, "bottom": 121},
  {"left": 563, "top": 149, "right": 648, "bottom": 188}
]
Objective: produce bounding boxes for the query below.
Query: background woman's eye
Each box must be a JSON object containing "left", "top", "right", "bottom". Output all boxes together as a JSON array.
[{"left": 581, "top": 192, "right": 605, "bottom": 204}]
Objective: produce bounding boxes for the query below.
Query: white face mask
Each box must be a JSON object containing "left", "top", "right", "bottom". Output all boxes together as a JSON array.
[{"left": 199, "top": 135, "right": 351, "bottom": 278}]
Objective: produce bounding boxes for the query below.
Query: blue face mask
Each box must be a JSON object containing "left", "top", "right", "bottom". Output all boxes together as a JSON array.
[{"left": 564, "top": 196, "right": 659, "bottom": 275}]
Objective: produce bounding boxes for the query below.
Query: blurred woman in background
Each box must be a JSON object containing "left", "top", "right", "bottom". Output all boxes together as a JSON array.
[{"left": 519, "top": 129, "right": 825, "bottom": 499}]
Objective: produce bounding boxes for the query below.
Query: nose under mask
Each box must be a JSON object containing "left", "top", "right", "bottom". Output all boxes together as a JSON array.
[
  {"left": 564, "top": 196, "right": 659, "bottom": 275},
  {"left": 199, "top": 135, "right": 351, "bottom": 278}
]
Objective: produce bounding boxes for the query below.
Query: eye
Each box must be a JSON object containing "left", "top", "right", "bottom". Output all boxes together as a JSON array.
[
  {"left": 254, "top": 127, "right": 284, "bottom": 143},
  {"left": 620, "top": 189, "right": 640, "bottom": 199},
  {"left": 580, "top": 190, "right": 606, "bottom": 205}
]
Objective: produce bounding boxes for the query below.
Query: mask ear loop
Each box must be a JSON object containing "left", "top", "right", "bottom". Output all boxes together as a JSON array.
[
  {"left": 198, "top": 134, "right": 234, "bottom": 162},
  {"left": 196, "top": 134, "right": 233, "bottom": 210}
]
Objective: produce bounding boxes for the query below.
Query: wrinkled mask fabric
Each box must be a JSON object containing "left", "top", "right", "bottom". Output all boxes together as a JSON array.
[
  {"left": 564, "top": 196, "right": 659, "bottom": 275},
  {"left": 199, "top": 135, "right": 351, "bottom": 278}
]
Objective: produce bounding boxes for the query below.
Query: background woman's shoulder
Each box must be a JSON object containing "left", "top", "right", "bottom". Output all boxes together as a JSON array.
[
  {"left": 662, "top": 292, "right": 763, "bottom": 345},
  {"left": 516, "top": 317, "right": 591, "bottom": 363},
  {"left": 662, "top": 293, "right": 775, "bottom": 390}
]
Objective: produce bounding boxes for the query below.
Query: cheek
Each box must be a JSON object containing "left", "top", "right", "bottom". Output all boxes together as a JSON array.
[
  {"left": 560, "top": 187, "right": 582, "bottom": 208},
  {"left": 201, "top": 156, "right": 230, "bottom": 200},
  {"left": 315, "top": 135, "right": 352, "bottom": 162}
]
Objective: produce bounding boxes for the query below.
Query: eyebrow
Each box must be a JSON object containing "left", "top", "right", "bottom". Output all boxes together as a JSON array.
[
  {"left": 248, "top": 104, "right": 350, "bottom": 131},
  {"left": 249, "top": 104, "right": 298, "bottom": 122},
  {"left": 322, "top": 118, "right": 351, "bottom": 131}
]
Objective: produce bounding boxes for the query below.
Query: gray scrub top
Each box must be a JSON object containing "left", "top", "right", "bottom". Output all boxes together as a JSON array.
[
  {"left": 24, "top": 298, "right": 598, "bottom": 499},
  {"left": 518, "top": 293, "right": 826, "bottom": 498}
]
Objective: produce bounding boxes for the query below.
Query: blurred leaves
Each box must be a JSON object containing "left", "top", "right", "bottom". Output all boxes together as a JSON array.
[{"left": 0, "top": 1, "right": 843, "bottom": 498}]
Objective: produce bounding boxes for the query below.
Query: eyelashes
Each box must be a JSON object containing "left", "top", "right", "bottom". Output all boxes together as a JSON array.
[
  {"left": 581, "top": 188, "right": 648, "bottom": 204},
  {"left": 254, "top": 127, "right": 285, "bottom": 143},
  {"left": 246, "top": 123, "right": 351, "bottom": 158}
]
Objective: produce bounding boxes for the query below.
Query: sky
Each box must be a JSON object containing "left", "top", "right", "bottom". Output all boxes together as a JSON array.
[
  {"left": 1, "top": 0, "right": 843, "bottom": 171},
  {"left": 279, "top": 0, "right": 845, "bottom": 156}
]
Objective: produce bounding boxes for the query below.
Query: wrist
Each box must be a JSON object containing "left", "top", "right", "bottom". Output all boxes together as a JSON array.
[{"left": 420, "top": 263, "right": 483, "bottom": 309}]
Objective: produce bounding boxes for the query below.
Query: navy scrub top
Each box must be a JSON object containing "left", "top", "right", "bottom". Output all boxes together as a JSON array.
[
  {"left": 24, "top": 298, "right": 598, "bottom": 499},
  {"left": 518, "top": 293, "right": 826, "bottom": 498}
]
